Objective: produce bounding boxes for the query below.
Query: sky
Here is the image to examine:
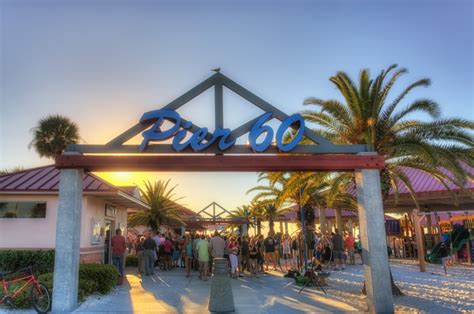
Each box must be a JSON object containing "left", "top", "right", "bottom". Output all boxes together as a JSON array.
[{"left": 1, "top": 0, "right": 473, "bottom": 212}]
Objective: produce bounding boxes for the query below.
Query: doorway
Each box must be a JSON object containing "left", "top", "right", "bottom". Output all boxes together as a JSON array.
[{"left": 103, "top": 219, "right": 114, "bottom": 264}]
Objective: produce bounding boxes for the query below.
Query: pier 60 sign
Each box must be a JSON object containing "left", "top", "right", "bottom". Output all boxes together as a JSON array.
[{"left": 139, "top": 109, "right": 305, "bottom": 153}]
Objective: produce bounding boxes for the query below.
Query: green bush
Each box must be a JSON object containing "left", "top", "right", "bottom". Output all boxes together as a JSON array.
[
  {"left": 125, "top": 254, "right": 138, "bottom": 267},
  {"left": 79, "top": 263, "right": 119, "bottom": 294},
  {"left": 0, "top": 250, "right": 54, "bottom": 274},
  {"left": 3, "top": 264, "right": 118, "bottom": 309}
]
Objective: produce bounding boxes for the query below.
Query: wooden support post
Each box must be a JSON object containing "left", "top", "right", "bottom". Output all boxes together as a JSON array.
[
  {"left": 426, "top": 214, "right": 433, "bottom": 235},
  {"left": 411, "top": 208, "right": 426, "bottom": 272}
]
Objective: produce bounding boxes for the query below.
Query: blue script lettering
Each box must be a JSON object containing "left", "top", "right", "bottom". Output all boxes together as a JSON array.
[
  {"left": 140, "top": 110, "right": 235, "bottom": 152},
  {"left": 139, "top": 109, "right": 304, "bottom": 152}
]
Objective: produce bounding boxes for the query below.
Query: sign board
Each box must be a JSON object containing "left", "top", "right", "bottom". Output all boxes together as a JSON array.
[
  {"left": 139, "top": 109, "right": 305, "bottom": 153},
  {"left": 439, "top": 222, "right": 452, "bottom": 233},
  {"left": 385, "top": 220, "right": 401, "bottom": 235},
  {"left": 91, "top": 218, "right": 102, "bottom": 245},
  {"left": 105, "top": 204, "right": 117, "bottom": 217}
]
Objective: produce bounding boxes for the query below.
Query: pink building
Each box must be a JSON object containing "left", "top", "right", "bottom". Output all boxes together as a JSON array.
[{"left": 0, "top": 166, "right": 149, "bottom": 263}]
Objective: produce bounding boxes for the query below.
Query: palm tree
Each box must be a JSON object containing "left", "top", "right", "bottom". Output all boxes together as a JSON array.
[
  {"left": 29, "top": 115, "right": 80, "bottom": 158},
  {"left": 303, "top": 64, "right": 473, "bottom": 295},
  {"left": 302, "top": 64, "right": 473, "bottom": 203},
  {"left": 248, "top": 172, "right": 338, "bottom": 228},
  {"left": 128, "top": 179, "right": 184, "bottom": 231},
  {"left": 227, "top": 205, "right": 252, "bottom": 233}
]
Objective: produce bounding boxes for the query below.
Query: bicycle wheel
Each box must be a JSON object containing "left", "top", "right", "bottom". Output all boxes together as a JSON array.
[{"left": 30, "top": 283, "right": 51, "bottom": 313}]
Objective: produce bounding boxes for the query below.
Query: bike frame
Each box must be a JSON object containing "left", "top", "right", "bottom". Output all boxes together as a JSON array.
[{"left": 0, "top": 272, "right": 40, "bottom": 303}]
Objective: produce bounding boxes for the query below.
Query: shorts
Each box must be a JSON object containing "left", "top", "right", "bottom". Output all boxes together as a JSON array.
[
  {"left": 441, "top": 256, "right": 449, "bottom": 267},
  {"left": 333, "top": 250, "right": 344, "bottom": 260}
]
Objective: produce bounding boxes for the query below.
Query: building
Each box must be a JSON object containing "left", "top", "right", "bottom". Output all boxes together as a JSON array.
[{"left": 0, "top": 165, "right": 149, "bottom": 263}]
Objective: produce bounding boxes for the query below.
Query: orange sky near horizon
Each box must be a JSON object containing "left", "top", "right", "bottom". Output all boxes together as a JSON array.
[{"left": 95, "top": 171, "right": 258, "bottom": 213}]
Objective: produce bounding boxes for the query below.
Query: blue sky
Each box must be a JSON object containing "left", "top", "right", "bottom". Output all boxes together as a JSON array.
[{"left": 1, "top": 0, "right": 473, "bottom": 211}]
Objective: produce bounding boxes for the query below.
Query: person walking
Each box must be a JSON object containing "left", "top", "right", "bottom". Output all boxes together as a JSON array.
[
  {"left": 291, "top": 236, "right": 299, "bottom": 269},
  {"left": 143, "top": 232, "right": 157, "bottom": 276},
  {"left": 196, "top": 234, "right": 210, "bottom": 281},
  {"left": 163, "top": 237, "right": 173, "bottom": 270},
  {"left": 249, "top": 239, "right": 260, "bottom": 277},
  {"left": 229, "top": 237, "right": 239, "bottom": 278},
  {"left": 282, "top": 234, "right": 291, "bottom": 270},
  {"left": 136, "top": 236, "right": 145, "bottom": 275},
  {"left": 240, "top": 236, "right": 250, "bottom": 274},
  {"left": 331, "top": 229, "right": 345, "bottom": 270},
  {"left": 345, "top": 232, "right": 355, "bottom": 265},
  {"left": 264, "top": 233, "right": 277, "bottom": 271},
  {"left": 210, "top": 231, "right": 226, "bottom": 257},
  {"left": 184, "top": 235, "right": 193, "bottom": 278},
  {"left": 439, "top": 242, "right": 450, "bottom": 275},
  {"left": 111, "top": 228, "right": 127, "bottom": 285}
]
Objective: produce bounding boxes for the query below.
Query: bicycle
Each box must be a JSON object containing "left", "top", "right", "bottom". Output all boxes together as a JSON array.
[{"left": 0, "top": 266, "right": 51, "bottom": 313}]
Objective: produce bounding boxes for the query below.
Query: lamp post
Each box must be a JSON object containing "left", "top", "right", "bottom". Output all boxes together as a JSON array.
[{"left": 298, "top": 174, "right": 308, "bottom": 272}]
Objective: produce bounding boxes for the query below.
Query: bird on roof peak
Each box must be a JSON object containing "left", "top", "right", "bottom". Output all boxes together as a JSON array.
[{"left": 211, "top": 67, "right": 221, "bottom": 73}]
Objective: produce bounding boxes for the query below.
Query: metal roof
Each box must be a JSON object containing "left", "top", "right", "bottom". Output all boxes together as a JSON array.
[
  {"left": 394, "top": 165, "right": 474, "bottom": 194},
  {"left": 0, "top": 165, "right": 149, "bottom": 210}
]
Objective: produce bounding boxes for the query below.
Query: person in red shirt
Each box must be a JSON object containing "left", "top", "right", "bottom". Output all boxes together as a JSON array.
[
  {"left": 344, "top": 232, "right": 355, "bottom": 265},
  {"left": 111, "top": 228, "right": 127, "bottom": 284},
  {"left": 163, "top": 237, "right": 173, "bottom": 270}
]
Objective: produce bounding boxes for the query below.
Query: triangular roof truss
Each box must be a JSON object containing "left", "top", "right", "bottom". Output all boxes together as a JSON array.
[{"left": 66, "top": 72, "right": 367, "bottom": 154}]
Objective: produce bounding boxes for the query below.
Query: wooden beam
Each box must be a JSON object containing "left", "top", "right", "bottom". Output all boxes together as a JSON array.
[{"left": 56, "top": 154, "right": 385, "bottom": 172}]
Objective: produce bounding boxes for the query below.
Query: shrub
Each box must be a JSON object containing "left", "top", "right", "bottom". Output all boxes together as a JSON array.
[
  {"left": 79, "top": 263, "right": 118, "bottom": 294},
  {"left": 125, "top": 254, "right": 138, "bottom": 267},
  {"left": 0, "top": 250, "right": 54, "bottom": 274}
]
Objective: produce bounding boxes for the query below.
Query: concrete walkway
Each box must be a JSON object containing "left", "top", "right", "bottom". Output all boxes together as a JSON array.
[{"left": 75, "top": 268, "right": 359, "bottom": 313}]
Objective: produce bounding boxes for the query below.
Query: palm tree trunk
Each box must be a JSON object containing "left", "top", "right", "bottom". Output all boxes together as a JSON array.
[
  {"left": 269, "top": 220, "right": 275, "bottom": 236},
  {"left": 257, "top": 220, "right": 262, "bottom": 235}
]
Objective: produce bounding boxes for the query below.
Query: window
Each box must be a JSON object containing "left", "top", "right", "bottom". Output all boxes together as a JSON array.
[{"left": 0, "top": 202, "right": 47, "bottom": 218}]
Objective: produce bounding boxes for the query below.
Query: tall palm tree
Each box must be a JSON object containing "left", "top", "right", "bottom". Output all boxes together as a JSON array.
[
  {"left": 29, "top": 115, "right": 80, "bottom": 158},
  {"left": 302, "top": 64, "right": 473, "bottom": 204},
  {"left": 128, "top": 179, "right": 184, "bottom": 232},
  {"left": 303, "top": 65, "right": 473, "bottom": 295}
]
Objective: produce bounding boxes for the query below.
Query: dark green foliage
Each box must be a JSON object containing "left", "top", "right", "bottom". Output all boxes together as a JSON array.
[
  {"left": 29, "top": 114, "right": 80, "bottom": 159},
  {"left": 0, "top": 250, "right": 55, "bottom": 274},
  {"left": 125, "top": 254, "right": 138, "bottom": 267},
  {"left": 79, "top": 263, "right": 118, "bottom": 294},
  {"left": 128, "top": 179, "right": 184, "bottom": 231}
]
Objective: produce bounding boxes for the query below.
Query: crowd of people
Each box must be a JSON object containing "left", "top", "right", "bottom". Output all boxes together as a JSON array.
[{"left": 125, "top": 228, "right": 364, "bottom": 280}]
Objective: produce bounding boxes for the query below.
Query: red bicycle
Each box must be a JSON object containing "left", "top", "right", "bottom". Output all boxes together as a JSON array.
[{"left": 0, "top": 266, "right": 51, "bottom": 313}]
